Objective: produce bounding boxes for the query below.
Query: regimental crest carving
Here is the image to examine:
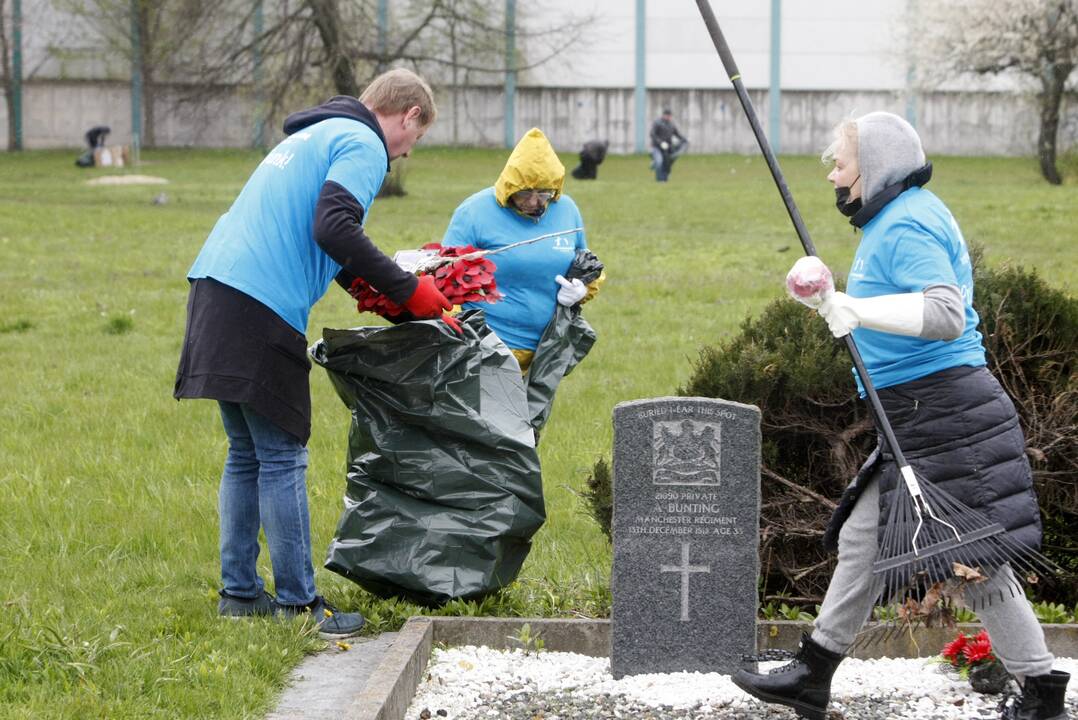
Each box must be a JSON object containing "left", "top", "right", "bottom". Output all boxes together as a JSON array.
[{"left": 652, "top": 419, "right": 721, "bottom": 486}]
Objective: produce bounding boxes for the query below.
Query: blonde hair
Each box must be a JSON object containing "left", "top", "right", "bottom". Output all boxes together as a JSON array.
[
  {"left": 360, "top": 68, "right": 437, "bottom": 127},
  {"left": 822, "top": 118, "right": 859, "bottom": 164}
]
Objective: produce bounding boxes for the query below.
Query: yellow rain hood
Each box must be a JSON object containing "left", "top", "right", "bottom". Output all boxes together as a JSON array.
[{"left": 494, "top": 128, "right": 565, "bottom": 207}]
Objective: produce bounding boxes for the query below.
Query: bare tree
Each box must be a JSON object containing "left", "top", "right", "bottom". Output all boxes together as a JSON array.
[
  {"left": 1, "top": 0, "right": 66, "bottom": 150},
  {"left": 53, "top": 0, "right": 241, "bottom": 147},
  {"left": 39, "top": 0, "right": 591, "bottom": 150},
  {"left": 913, "top": 0, "right": 1078, "bottom": 184},
  {"left": 193, "top": 0, "right": 592, "bottom": 142},
  {"left": 307, "top": 0, "right": 363, "bottom": 96},
  {"left": 0, "top": 0, "right": 15, "bottom": 150},
  {"left": 405, "top": 0, "right": 593, "bottom": 140}
]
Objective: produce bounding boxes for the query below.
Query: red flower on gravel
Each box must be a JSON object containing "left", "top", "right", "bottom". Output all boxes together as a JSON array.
[
  {"left": 963, "top": 631, "right": 995, "bottom": 665},
  {"left": 941, "top": 633, "right": 969, "bottom": 666}
]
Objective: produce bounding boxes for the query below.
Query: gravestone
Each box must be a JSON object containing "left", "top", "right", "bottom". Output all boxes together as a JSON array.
[{"left": 611, "top": 397, "right": 761, "bottom": 678}]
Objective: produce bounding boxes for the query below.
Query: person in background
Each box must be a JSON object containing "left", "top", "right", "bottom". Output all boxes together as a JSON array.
[
  {"left": 731, "top": 112, "right": 1069, "bottom": 720},
  {"left": 571, "top": 139, "right": 609, "bottom": 180},
  {"left": 441, "top": 127, "right": 604, "bottom": 373},
  {"left": 649, "top": 108, "right": 688, "bottom": 182},
  {"left": 174, "top": 68, "right": 452, "bottom": 637},
  {"left": 75, "top": 125, "right": 111, "bottom": 167}
]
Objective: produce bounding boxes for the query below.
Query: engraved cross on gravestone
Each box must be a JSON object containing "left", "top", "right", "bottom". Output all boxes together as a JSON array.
[
  {"left": 661, "top": 542, "right": 710, "bottom": 622},
  {"left": 611, "top": 397, "right": 761, "bottom": 678}
]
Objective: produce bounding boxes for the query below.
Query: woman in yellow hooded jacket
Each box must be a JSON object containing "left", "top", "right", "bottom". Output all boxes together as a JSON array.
[{"left": 442, "top": 128, "right": 603, "bottom": 372}]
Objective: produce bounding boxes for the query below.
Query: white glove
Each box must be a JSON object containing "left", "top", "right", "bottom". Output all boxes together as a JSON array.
[
  {"left": 555, "top": 275, "right": 588, "bottom": 306},
  {"left": 659, "top": 141, "right": 670, "bottom": 151},
  {"left": 817, "top": 291, "right": 925, "bottom": 338}
]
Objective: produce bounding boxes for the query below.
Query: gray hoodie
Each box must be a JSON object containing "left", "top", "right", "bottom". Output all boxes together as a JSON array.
[{"left": 855, "top": 112, "right": 926, "bottom": 203}]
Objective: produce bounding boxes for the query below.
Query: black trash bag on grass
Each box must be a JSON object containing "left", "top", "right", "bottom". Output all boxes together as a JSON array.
[{"left": 310, "top": 250, "right": 599, "bottom": 605}]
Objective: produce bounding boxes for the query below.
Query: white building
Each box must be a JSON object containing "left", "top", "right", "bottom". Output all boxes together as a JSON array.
[{"left": 3, "top": 0, "right": 1074, "bottom": 155}]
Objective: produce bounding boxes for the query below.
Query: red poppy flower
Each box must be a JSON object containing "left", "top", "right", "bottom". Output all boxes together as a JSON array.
[
  {"left": 348, "top": 243, "right": 501, "bottom": 320},
  {"left": 941, "top": 632, "right": 969, "bottom": 666},
  {"left": 963, "top": 630, "right": 995, "bottom": 665}
]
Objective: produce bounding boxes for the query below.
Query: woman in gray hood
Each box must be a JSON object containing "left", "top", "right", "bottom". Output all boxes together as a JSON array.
[{"left": 732, "top": 112, "right": 1070, "bottom": 720}]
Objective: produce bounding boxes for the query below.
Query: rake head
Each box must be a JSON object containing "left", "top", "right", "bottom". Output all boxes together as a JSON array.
[
  {"left": 870, "top": 466, "right": 1062, "bottom": 610},
  {"left": 848, "top": 467, "right": 1067, "bottom": 650}
]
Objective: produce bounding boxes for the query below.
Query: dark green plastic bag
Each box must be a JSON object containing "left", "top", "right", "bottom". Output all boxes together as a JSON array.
[{"left": 310, "top": 277, "right": 596, "bottom": 605}]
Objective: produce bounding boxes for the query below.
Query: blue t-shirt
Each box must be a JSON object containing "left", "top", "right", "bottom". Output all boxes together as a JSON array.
[
  {"left": 442, "top": 188, "right": 586, "bottom": 351},
  {"left": 847, "top": 186, "right": 986, "bottom": 394},
  {"left": 188, "top": 118, "right": 387, "bottom": 333}
]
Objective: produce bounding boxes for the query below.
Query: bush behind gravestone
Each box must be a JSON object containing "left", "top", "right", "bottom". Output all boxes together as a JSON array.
[
  {"left": 581, "top": 456, "right": 612, "bottom": 540},
  {"left": 584, "top": 259, "right": 1077, "bottom": 607},
  {"left": 378, "top": 158, "right": 408, "bottom": 197}
]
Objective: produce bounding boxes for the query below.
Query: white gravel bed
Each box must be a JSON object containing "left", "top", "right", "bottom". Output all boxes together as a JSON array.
[{"left": 406, "top": 646, "right": 1078, "bottom": 720}]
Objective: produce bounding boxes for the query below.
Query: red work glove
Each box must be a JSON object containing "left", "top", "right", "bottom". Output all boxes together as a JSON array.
[
  {"left": 441, "top": 312, "right": 463, "bottom": 335},
  {"left": 402, "top": 275, "right": 452, "bottom": 318}
]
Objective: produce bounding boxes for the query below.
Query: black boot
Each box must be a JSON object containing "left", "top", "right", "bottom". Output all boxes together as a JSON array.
[
  {"left": 732, "top": 634, "right": 843, "bottom": 720},
  {"left": 999, "top": 670, "right": 1071, "bottom": 720}
]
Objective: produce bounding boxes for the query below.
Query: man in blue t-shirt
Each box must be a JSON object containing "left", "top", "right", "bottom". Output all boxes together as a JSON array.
[{"left": 175, "top": 69, "right": 452, "bottom": 636}]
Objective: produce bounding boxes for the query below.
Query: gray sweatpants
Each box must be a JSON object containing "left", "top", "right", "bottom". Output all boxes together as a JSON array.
[{"left": 811, "top": 475, "right": 1055, "bottom": 679}]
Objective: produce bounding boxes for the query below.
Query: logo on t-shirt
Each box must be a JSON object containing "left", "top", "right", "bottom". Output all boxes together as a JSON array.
[
  {"left": 850, "top": 256, "right": 866, "bottom": 280},
  {"left": 960, "top": 283, "right": 973, "bottom": 305},
  {"left": 553, "top": 234, "right": 575, "bottom": 250},
  {"left": 949, "top": 215, "right": 971, "bottom": 267},
  {"left": 261, "top": 150, "right": 295, "bottom": 170}
]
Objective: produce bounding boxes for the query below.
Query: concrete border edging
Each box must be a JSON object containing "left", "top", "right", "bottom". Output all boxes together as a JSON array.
[
  {"left": 429, "top": 617, "right": 611, "bottom": 656},
  {"left": 349, "top": 618, "right": 1078, "bottom": 720},
  {"left": 347, "top": 617, "right": 433, "bottom": 720}
]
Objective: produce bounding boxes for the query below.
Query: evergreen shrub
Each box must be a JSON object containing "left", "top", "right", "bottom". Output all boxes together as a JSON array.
[
  {"left": 583, "top": 260, "right": 1077, "bottom": 607},
  {"left": 582, "top": 456, "right": 613, "bottom": 540},
  {"left": 378, "top": 158, "right": 408, "bottom": 197}
]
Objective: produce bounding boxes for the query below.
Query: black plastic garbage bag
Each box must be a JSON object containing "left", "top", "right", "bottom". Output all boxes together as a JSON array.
[
  {"left": 571, "top": 139, "right": 608, "bottom": 180},
  {"left": 311, "top": 251, "right": 600, "bottom": 605},
  {"left": 311, "top": 314, "right": 540, "bottom": 605},
  {"left": 75, "top": 125, "right": 110, "bottom": 167},
  {"left": 526, "top": 252, "right": 602, "bottom": 430}
]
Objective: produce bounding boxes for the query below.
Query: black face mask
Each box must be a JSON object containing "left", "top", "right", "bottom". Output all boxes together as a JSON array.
[{"left": 834, "top": 175, "right": 862, "bottom": 217}]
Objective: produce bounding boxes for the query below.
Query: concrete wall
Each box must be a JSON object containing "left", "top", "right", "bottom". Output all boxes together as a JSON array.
[
  {"left": 8, "top": 0, "right": 1073, "bottom": 154},
  {"left": 6, "top": 80, "right": 1075, "bottom": 156},
  {"left": 501, "top": 87, "right": 1077, "bottom": 156},
  {"left": 7, "top": 81, "right": 259, "bottom": 149}
]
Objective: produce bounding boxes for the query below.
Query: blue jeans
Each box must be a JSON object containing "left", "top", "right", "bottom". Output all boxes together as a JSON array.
[
  {"left": 650, "top": 147, "right": 669, "bottom": 181},
  {"left": 217, "top": 401, "right": 316, "bottom": 606}
]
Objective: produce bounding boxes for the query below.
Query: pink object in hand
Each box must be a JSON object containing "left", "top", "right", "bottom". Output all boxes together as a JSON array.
[{"left": 785, "top": 256, "right": 835, "bottom": 307}]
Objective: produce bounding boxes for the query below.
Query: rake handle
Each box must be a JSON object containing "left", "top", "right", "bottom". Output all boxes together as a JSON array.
[
  {"left": 416, "top": 227, "right": 585, "bottom": 273},
  {"left": 694, "top": 0, "right": 911, "bottom": 469}
]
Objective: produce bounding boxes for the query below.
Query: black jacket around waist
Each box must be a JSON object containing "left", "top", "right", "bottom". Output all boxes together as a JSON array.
[
  {"left": 824, "top": 365, "right": 1042, "bottom": 558},
  {"left": 174, "top": 278, "right": 313, "bottom": 444}
]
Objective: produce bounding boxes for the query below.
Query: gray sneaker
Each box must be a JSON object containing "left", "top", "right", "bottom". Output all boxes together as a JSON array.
[
  {"left": 277, "top": 595, "right": 366, "bottom": 638},
  {"left": 218, "top": 589, "right": 277, "bottom": 618}
]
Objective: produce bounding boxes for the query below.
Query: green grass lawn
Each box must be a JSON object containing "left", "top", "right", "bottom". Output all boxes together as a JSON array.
[{"left": 0, "top": 146, "right": 1074, "bottom": 718}]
